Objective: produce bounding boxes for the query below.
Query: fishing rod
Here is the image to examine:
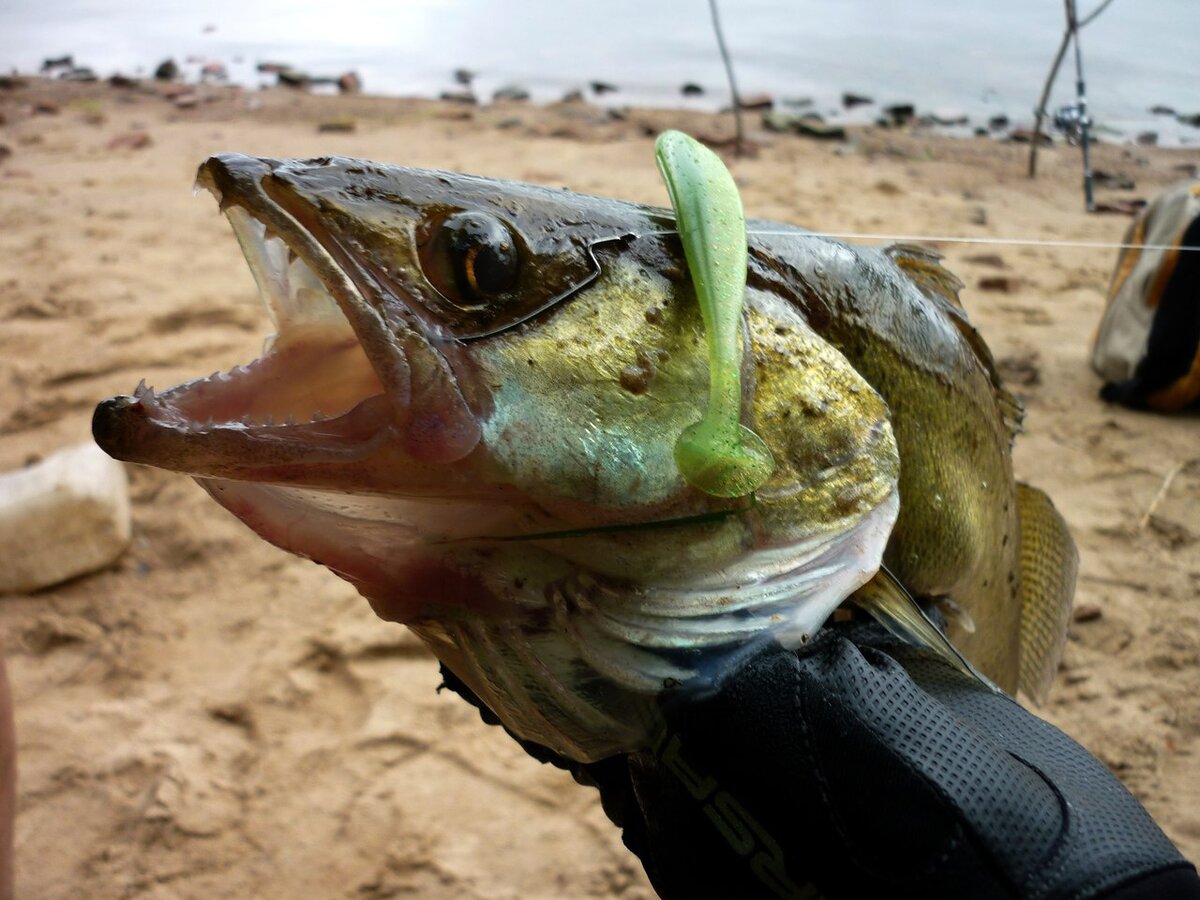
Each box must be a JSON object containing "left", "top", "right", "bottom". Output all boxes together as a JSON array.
[{"left": 1069, "top": 0, "right": 1096, "bottom": 212}]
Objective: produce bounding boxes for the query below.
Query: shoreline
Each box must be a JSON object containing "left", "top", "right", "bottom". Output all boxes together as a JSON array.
[{"left": 7, "top": 64, "right": 1200, "bottom": 150}]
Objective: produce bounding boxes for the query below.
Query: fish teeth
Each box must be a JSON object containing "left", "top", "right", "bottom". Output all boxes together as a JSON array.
[
  {"left": 133, "top": 378, "right": 148, "bottom": 398},
  {"left": 284, "top": 414, "right": 296, "bottom": 426},
  {"left": 311, "top": 410, "right": 327, "bottom": 422}
]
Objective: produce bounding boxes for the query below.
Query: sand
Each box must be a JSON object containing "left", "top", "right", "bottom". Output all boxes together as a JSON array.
[{"left": 0, "top": 78, "right": 1197, "bottom": 898}]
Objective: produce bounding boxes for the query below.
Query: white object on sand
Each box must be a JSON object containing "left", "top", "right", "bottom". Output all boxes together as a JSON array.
[{"left": 0, "top": 442, "right": 132, "bottom": 594}]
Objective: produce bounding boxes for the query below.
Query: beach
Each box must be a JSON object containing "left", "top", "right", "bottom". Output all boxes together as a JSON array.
[{"left": 0, "top": 77, "right": 1198, "bottom": 897}]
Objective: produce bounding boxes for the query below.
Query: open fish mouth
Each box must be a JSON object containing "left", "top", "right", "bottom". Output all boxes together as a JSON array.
[{"left": 93, "top": 154, "right": 482, "bottom": 480}]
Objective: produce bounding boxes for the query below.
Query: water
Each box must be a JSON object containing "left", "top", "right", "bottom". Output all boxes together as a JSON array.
[{"left": 2, "top": 0, "right": 1197, "bottom": 143}]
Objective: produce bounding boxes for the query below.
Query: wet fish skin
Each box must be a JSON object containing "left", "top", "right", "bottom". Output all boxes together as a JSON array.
[{"left": 92, "top": 155, "right": 1074, "bottom": 761}]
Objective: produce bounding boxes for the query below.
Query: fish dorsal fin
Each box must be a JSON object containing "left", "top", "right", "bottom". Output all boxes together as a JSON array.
[
  {"left": 886, "top": 242, "right": 1025, "bottom": 443},
  {"left": 1015, "top": 483, "right": 1079, "bottom": 703},
  {"left": 884, "top": 243, "right": 966, "bottom": 309},
  {"left": 850, "top": 565, "right": 999, "bottom": 692}
]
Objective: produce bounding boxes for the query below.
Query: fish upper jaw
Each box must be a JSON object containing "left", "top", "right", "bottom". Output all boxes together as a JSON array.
[{"left": 93, "top": 153, "right": 487, "bottom": 483}]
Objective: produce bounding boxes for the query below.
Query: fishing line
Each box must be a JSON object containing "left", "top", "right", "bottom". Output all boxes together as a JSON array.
[
  {"left": 443, "top": 224, "right": 1195, "bottom": 347},
  {"left": 633, "top": 228, "right": 1199, "bottom": 253}
]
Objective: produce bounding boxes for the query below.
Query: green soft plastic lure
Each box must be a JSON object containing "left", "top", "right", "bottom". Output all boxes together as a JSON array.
[{"left": 654, "top": 130, "right": 775, "bottom": 498}]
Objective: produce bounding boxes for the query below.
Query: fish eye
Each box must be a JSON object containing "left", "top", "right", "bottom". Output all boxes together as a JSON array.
[{"left": 418, "top": 211, "right": 521, "bottom": 307}]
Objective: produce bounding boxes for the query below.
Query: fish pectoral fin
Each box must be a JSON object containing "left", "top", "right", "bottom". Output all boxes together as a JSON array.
[
  {"left": 850, "top": 565, "right": 1000, "bottom": 693},
  {"left": 1016, "top": 482, "right": 1080, "bottom": 703}
]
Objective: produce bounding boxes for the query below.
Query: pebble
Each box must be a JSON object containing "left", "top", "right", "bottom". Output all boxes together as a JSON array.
[
  {"left": 1093, "top": 169, "right": 1136, "bottom": 190},
  {"left": 0, "top": 442, "right": 131, "bottom": 594},
  {"left": 996, "top": 351, "right": 1041, "bottom": 387},
  {"left": 439, "top": 90, "right": 477, "bottom": 105},
  {"left": 763, "top": 111, "right": 845, "bottom": 141},
  {"left": 882, "top": 103, "right": 915, "bottom": 125},
  {"left": 925, "top": 108, "right": 969, "bottom": 127},
  {"left": 978, "top": 275, "right": 1022, "bottom": 293},
  {"left": 492, "top": 84, "right": 530, "bottom": 103},
  {"left": 1073, "top": 603, "right": 1103, "bottom": 623},
  {"left": 107, "top": 130, "right": 153, "bottom": 150},
  {"left": 1007, "top": 128, "right": 1052, "bottom": 147},
  {"left": 737, "top": 92, "right": 773, "bottom": 110}
]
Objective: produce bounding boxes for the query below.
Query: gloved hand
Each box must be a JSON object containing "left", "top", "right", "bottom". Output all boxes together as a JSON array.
[{"left": 440, "top": 623, "right": 1200, "bottom": 900}]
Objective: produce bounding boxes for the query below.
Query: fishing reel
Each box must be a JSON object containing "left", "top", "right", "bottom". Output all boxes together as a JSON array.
[{"left": 1053, "top": 103, "right": 1092, "bottom": 146}]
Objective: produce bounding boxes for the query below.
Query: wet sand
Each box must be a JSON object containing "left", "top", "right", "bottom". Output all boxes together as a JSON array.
[{"left": 1, "top": 78, "right": 1197, "bottom": 897}]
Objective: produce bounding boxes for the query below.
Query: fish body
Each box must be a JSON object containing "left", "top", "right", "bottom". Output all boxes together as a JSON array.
[{"left": 93, "top": 154, "right": 1075, "bottom": 761}]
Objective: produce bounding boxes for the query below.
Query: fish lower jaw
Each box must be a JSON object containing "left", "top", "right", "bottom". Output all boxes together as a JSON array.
[{"left": 91, "top": 318, "right": 402, "bottom": 474}]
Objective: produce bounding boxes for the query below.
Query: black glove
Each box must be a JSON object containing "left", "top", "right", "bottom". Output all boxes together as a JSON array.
[{"left": 440, "top": 623, "right": 1199, "bottom": 900}]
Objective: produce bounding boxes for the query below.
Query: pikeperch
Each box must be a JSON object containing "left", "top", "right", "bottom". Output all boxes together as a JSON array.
[{"left": 93, "top": 148, "right": 1077, "bottom": 762}]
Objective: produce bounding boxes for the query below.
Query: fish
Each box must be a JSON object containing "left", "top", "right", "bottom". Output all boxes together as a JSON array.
[{"left": 92, "top": 151, "right": 1077, "bottom": 762}]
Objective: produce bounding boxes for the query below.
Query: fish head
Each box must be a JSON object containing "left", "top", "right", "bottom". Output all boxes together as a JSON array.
[{"left": 93, "top": 155, "right": 899, "bottom": 754}]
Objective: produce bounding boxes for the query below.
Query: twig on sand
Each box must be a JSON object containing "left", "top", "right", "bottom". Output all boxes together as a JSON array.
[
  {"left": 1138, "top": 458, "right": 1196, "bottom": 530},
  {"left": 708, "top": 0, "right": 746, "bottom": 158}
]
